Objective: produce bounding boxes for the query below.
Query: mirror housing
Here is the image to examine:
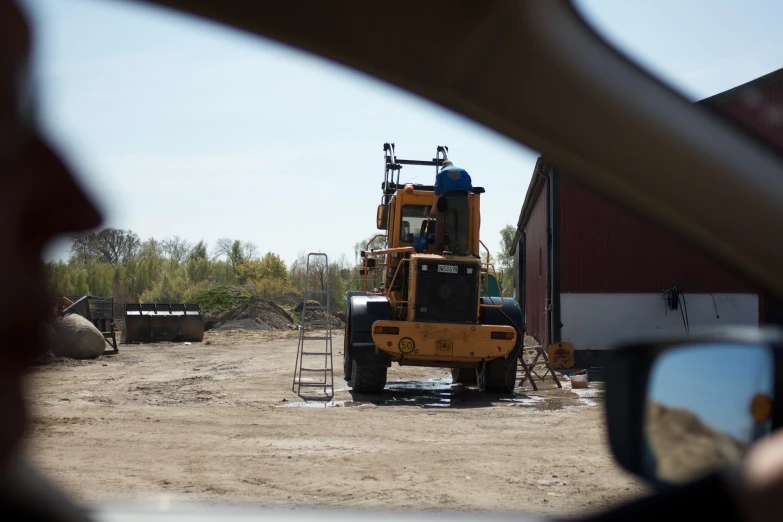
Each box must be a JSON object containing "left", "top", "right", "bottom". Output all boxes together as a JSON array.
[
  {"left": 605, "top": 326, "right": 783, "bottom": 490},
  {"left": 377, "top": 204, "right": 388, "bottom": 230}
]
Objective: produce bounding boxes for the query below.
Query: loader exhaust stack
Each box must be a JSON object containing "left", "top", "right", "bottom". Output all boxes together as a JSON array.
[{"left": 123, "top": 303, "right": 204, "bottom": 343}]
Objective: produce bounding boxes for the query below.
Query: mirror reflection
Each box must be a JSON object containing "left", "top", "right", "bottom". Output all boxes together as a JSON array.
[{"left": 644, "top": 343, "right": 774, "bottom": 484}]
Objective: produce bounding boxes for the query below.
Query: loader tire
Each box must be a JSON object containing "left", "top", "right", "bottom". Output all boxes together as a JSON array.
[
  {"left": 350, "top": 359, "right": 387, "bottom": 394},
  {"left": 343, "top": 328, "right": 352, "bottom": 381},
  {"left": 477, "top": 355, "right": 517, "bottom": 394},
  {"left": 451, "top": 368, "right": 477, "bottom": 384}
]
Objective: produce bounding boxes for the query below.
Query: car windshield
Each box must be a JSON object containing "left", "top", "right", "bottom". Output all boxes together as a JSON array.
[
  {"left": 575, "top": 0, "right": 783, "bottom": 159},
  {"left": 17, "top": 0, "right": 783, "bottom": 519}
]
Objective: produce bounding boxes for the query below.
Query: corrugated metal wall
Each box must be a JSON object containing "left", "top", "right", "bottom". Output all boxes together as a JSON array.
[
  {"left": 705, "top": 74, "right": 783, "bottom": 325},
  {"left": 558, "top": 173, "right": 755, "bottom": 293},
  {"left": 704, "top": 77, "right": 783, "bottom": 153},
  {"left": 524, "top": 184, "right": 549, "bottom": 344}
]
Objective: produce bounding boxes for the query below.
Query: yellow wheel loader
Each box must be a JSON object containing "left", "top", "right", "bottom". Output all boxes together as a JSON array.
[{"left": 344, "top": 143, "right": 524, "bottom": 394}]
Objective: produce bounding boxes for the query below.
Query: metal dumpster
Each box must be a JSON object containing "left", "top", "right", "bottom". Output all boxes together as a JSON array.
[{"left": 123, "top": 303, "right": 204, "bottom": 343}]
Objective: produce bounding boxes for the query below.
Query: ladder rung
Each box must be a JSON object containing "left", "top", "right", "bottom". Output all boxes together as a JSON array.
[
  {"left": 304, "top": 321, "right": 330, "bottom": 326},
  {"left": 298, "top": 382, "right": 333, "bottom": 387},
  {"left": 300, "top": 368, "right": 332, "bottom": 372},
  {"left": 301, "top": 351, "right": 330, "bottom": 356},
  {"left": 302, "top": 336, "right": 330, "bottom": 341},
  {"left": 304, "top": 306, "right": 328, "bottom": 311}
]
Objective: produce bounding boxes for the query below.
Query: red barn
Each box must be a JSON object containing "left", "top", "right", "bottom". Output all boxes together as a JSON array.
[{"left": 510, "top": 68, "right": 783, "bottom": 368}]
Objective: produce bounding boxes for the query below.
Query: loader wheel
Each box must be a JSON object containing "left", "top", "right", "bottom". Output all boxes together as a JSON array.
[
  {"left": 343, "top": 349, "right": 352, "bottom": 381},
  {"left": 477, "top": 355, "right": 517, "bottom": 394},
  {"left": 451, "top": 368, "right": 477, "bottom": 384},
  {"left": 343, "top": 329, "right": 352, "bottom": 381},
  {"left": 350, "top": 359, "right": 387, "bottom": 394}
]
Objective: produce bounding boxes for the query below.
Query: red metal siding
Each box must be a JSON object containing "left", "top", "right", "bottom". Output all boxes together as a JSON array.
[
  {"left": 558, "top": 174, "right": 756, "bottom": 294},
  {"left": 707, "top": 80, "right": 783, "bottom": 153},
  {"left": 524, "top": 185, "right": 549, "bottom": 344}
]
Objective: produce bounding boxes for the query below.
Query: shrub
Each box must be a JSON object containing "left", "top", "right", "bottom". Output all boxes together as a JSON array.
[{"left": 183, "top": 285, "right": 250, "bottom": 312}]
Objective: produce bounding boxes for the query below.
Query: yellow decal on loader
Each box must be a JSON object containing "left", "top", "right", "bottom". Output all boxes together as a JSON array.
[
  {"left": 436, "top": 340, "right": 453, "bottom": 356},
  {"left": 398, "top": 337, "right": 415, "bottom": 353}
]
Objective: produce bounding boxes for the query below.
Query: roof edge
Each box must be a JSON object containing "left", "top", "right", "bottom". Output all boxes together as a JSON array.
[
  {"left": 510, "top": 156, "right": 548, "bottom": 255},
  {"left": 699, "top": 67, "right": 783, "bottom": 106}
]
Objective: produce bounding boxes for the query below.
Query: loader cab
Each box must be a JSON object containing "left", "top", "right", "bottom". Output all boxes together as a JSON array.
[
  {"left": 381, "top": 187, "right": 483, "bottom": 256},
  {"left": 365, "top": 144, "right": 496, "bottom": 306}
]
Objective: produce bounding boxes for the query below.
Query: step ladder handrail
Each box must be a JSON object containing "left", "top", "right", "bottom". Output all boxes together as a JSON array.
[{"left": 292, "top": 252, "right": 334, "bottom": 400}]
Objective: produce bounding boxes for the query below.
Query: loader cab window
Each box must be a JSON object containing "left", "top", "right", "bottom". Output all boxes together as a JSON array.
[{"left": 400, "top": 205, "right": 431, "bottom": 242}]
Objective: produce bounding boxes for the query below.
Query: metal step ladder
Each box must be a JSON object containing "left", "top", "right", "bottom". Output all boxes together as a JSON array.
[
  {"left": 292, "top": 253, "right": 334, "bottom": 399},
  {"left": 517, "top": 345, "right": 562, "bottom": 391}
]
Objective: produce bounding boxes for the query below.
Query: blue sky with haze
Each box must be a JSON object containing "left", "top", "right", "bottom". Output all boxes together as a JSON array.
[{"left": 20, "top": 0, "right": 783, "bottom": 267}]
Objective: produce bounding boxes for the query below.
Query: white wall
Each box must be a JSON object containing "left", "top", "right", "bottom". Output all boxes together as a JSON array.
[{"left": 560, "top": 293, "right": 759, "bottom": 350}]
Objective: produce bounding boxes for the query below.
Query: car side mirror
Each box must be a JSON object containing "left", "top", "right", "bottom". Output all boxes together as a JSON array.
[{"left": 605, "top": 327, "right": 783, "bottom": 489}]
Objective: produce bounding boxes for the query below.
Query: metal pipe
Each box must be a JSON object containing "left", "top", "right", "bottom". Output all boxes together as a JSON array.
[
  {"left": 544, "top": 169, "right": 553, "bottom": 345},
  {"left": 520, "top": 230, "right": 526, "bottom": 332}
]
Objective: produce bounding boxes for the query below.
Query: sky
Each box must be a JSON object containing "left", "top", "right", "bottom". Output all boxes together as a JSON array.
[
  {"left": 20, "top": 0, "right": 783, "bottom": 268},
  {"left": 648, "top": 344, "right": 773, "bottom": 441}
]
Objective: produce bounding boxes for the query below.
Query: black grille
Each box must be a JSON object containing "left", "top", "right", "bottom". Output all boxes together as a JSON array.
[{"left": 414, "top": 261, "right": 479, "bottom": 323}]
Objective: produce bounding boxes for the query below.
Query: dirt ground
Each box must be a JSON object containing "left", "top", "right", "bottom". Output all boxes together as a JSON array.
[{"left": 21, "top": 330, "right": 649, "bottom": 518}]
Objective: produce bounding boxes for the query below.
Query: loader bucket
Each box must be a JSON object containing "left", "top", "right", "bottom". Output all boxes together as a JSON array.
[{"left": 123, "top": 303, "right": 204, "bottom": 343}]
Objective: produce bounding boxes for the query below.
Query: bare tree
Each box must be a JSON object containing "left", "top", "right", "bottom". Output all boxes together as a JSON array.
[
  {"left": 334, "top": 253, "right": 352, "bottom": 281},
  {"left": 189, "top": 240, "right": 208, "bottom": 261},
  {"left": 353, "top": 235, "right": 386, "bottom": 264},
  {"left": 242, "top": 241, "right": 258, "bottom": 260},
  {"left": 310, "top": 255, "right": 328, "bottom": 292},
  {"left": 138, "top": 237, "right": 162, "bottom": 261},
  {"left": 161, "top": 235, "right": 193, "bottom": 263},
  {"left": 96, "top": 228, "right": 141, "bottom": 265},
  {"left": 211, "top": 237, "right": 233, "bottom": 261},
  {"left": 290, "top": 251, "right": 307, "bottom": 291},
  {"left": 69, "top": 231, "right": 97, "bottom": 264},
  {"left": 71, "top": 228, "right": 140, "bottom": 266}
]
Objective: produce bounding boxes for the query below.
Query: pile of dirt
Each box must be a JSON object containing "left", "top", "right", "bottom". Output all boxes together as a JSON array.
[
  {"left": 645, "top": 400, "right": 747, "bottom": 483},
  {"left": 293, "top": 300, "right": 321, "bottom": 313},
  {"left": 206, "top": 298, "right": 297, "bottom": 332},
  {"left": 303, "top": 309, "right": 344, "bottom": 329},
  {"left": 292, "top": 300, "right": 345, "bottom": 329},
  {"left": 204, "top": 297, "right": 344, "bottom": 332},
  {"left": 274, "top": 292, "right": 302, "bottom": 308}
]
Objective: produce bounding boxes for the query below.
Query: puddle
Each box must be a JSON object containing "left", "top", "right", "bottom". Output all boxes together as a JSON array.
[
  {"left": 281, "top": 377, "right": 604, "bottom": 410},
  {"left": 510, "top": 396, "right": 575, "bottom": 411},
  {"left": 505, "top": 385, "right": 605, "bottom": 411},
  {"left": 350, "top": 378, "right": 603, "bottom": 409},
  {"left": 276, "top": 400, "right": 372, "bottom": 408},
  {"left": 376, "top": 379, "right": 458, "bottom": 408}
]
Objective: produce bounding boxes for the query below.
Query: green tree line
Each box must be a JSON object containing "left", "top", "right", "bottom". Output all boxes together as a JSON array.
[
  {"left": 46, "top": 229, "right": 363, "bottom": 315},
  {"left": 46, "top": 225, "right": 517, "bottom": 317}
]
